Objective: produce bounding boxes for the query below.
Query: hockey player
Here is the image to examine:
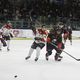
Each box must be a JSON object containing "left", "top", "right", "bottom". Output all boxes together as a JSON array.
[
  {"left": 63, "top": 25, "right": 72, "bottom": 45},
  {"left": 0, "top": 22, "right": 13, "bottom": 51},
  {"left": 63, "top": 26, "right": 69, "bottom": 44},
  {"left": 25, "top": 25, "right": 48, "bottom": 61},
  {"left": 46, "top": 27, "right": 65, "bottom": 61},
  {"left": 67, "top": 26, "right": 72, "bottom": 45}
]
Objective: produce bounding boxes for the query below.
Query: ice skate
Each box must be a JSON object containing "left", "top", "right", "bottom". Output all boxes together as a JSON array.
[
  {"left": 46, "top": 56, "right": 48, "bottom": 61},
  {"left": 45, "top": 53, "right": 49, "bottom": 61},
  {"left": 7, "top": 48, "right": 10, "bottom": 51},
  {"left": 45, "top": 55, "right": 49, "bottom": 61},
  {"left": 59, "top": 55, "right": 63, "bottom": 59},
  {"left": 55, "top": 57, "right": 62, "bottom": 61},
  {"left": 57, "top": 58, "right": 62, "bottom": 61},
  {"left": 34, "top": 57, "right": 38, "bottom": 61},
  {"left": 0, "top": 49, "right": 2, "bottom": 51},
  {"left": 54, "top": 53, "right": 62, "bottom": 61},
  {"left": 25, "top": 56, "right": 30, "bottom": 60},
  {"left": 3, "top": 43, "right": 7, "bottom": 47},
  {"left": 70, "top": 41, "right": 72, "bottom": 45}
]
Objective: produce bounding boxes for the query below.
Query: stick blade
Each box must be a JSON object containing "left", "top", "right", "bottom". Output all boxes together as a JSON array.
[{"left": 77, "top": 59, "right": 80, "bottom": 61}]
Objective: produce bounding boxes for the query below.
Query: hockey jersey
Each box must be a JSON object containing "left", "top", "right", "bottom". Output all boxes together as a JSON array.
[
  {"left": 1, "top": 24, "right": 12, "bottom": 36},
  {"left": 33, "top": 28, "right": 48, "bottom": 44}
]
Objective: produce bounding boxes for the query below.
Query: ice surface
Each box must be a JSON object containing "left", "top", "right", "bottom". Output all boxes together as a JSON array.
[{"left": 0, "top": 40, "right": 80, "bottom": 80}]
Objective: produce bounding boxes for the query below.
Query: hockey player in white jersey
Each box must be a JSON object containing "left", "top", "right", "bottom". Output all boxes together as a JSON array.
[
  {"left": 0, "top": 22, "right": 13, "bottom": 51},
  {"left": 25, "top": 25, "right": 48, "bottom": 61}
]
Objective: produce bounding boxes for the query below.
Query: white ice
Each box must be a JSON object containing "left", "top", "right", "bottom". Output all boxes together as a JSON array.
[{"left": 0, "top": 40, "right": 80, "bottom": 80}]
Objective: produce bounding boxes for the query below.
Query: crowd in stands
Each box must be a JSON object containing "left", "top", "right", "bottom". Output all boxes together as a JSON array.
[
  {"left": 0, "top": 0, "right": 80, "bottom": 29},
  {"left": 0, "top": 0, "right": 80, "bottom": 21}
]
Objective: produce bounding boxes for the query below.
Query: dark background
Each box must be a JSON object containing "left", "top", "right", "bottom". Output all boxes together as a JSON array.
[{"left": 0, "top": 0, "right": 80, "bottom": 30}]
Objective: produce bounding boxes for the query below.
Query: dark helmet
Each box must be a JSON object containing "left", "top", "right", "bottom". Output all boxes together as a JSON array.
[{"left": 41, "top": 25, "right": 45, "bottom": 28}]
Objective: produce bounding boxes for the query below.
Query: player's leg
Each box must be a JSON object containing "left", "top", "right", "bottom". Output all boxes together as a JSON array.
[
  {"left": 35, "top": 43, "right": 45, "bottom": 61},
  {"left": 54, "top": 43, "right": 64, "bottom": 61},
  {"left": 63, "top": 33, "right": 68, "bottom": 45},
  {"left": 7, "top": 40, "right": 10, "bottom": 51},
  {"left": 6, "top": 36, "right": 11, "bottom": 51},
  {"left": 25, "top": 48, "right": 34, "bottom": 60},
  {"left": 54, "top": 52, "right": 63, "bottom": 61},
  {"left": 45, "top": 43, "right": 53, "bottom": 60},
  {"left": 46, "top": 50, "right": 52, "bottom": 60},
  {"left": 0, "top": 38, "right": 2, "bottom": 50},
  {"left": 3, "top": 36, "right": 10, "bottom": 51},
  {"left": 35, "top": 47, "right": 41, "bottom": 61},
  {"left": 25, "top": 42, "right": 36, "bottom": 60},
  {"left": 0, "top": 42, "right": 2, "bottom": 51},
  {"left": 0, "top": 38, "right": 7, "bottom": 47},
  {"left": 68, "top": 34, "right": 72, "bottom": 45}
]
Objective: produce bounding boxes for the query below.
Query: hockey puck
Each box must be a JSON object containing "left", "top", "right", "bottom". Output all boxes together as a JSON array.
[{"left": 14, "top": 75, "right": 17, "bottom": 78}]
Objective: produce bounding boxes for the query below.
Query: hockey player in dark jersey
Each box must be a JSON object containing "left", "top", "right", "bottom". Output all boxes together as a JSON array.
[
  {"left": 63, "top": 26, "right": 68, "bottom": 44},
  {"left": 67, "top": 26, "right": 72, "bottom": 45},
  {"left": 63, "top": 25, "right": 72, "bottom": 45},
  {"left": 46, "top": 27, "right": 65, "bottom": 61},
  {"left": 25, "top": 25, "right": 48, "bottom": 61}
]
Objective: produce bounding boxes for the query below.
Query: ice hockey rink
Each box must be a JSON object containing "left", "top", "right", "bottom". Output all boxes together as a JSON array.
[{"left": 0, "top": 39, "right": 80, "bottom": 80}]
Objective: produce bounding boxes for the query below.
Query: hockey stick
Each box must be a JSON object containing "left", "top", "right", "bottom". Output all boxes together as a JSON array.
[
  {"left": 50, "top": 42, "right": 80, "bottom": 61},
  {"left": 29, "top": 9, "right": 33, "bottom": 22}
]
